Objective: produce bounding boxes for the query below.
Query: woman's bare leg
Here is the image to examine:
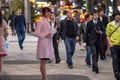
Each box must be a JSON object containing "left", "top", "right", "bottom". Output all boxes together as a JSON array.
[
  {"left": 0, "top": 57, "right": 2, "bottom": 74},
  {"left": 40, "top": 60, "right": 47, "bottom": 80}
]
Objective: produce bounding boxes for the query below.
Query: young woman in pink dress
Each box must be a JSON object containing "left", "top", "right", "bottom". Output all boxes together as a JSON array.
[
  {"left": 0, "top": 9, "right": 8, "bottom": 74},
  {"left": 34, "top": 7, "right": 59, "bottom": 80}
]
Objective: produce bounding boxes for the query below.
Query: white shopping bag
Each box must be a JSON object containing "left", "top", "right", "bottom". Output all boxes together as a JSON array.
[{"left": 5, "top": 40, "right": 9, "bottom": 49}]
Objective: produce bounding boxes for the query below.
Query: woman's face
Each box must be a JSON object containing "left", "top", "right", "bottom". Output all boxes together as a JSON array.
[
  {"left": 50, "top": 13, "right": 55, "bottom": 21},
  {"left": 45, "top": 10, "right": 51, "bottom": 18}
]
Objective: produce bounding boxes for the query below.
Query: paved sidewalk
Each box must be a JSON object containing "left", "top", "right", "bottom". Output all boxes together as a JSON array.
[{"left": 2, "top": 34, "right": 115, "bottom": 80}]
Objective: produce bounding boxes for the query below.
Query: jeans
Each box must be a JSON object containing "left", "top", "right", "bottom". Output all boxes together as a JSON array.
[
  {"left": 86, "top": 46, "right": 92, "bottom": 65},
  {"left": 110, "top": 46, "right": 120, "bottom": 74},
  {"left": 64, "top": 37, "right": 76, "bottom": 66},
  {"left": 16, "top": 30, "right": 26, "bottom": 49}
]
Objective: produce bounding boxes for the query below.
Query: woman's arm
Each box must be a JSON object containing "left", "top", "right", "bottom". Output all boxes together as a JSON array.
[{"left": 34, "top": 21, "right": 45, "bottom": 39}]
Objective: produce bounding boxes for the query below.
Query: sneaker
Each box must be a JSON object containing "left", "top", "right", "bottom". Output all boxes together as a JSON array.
[
  {"left": 47, "top": 60, "right": 52, "bottom": 63},
  {"left": 56, "top": 60, "right": 61, "bottom": 64},
  {"left": 68, "top": 65, "right": 73, "bottom": 69}
]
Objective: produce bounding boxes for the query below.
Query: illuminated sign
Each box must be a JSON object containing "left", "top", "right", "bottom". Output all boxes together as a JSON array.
[{"left": 35, "top": 0, "right": 46, "bottom": 2}]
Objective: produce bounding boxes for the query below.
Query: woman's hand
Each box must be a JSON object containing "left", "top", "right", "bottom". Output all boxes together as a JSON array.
[
  {"left": 55, "top": 24, "right": 60, "bottom": 29},
  {"left": 45, "top": 33, "right": 52, "bottom": 38}
]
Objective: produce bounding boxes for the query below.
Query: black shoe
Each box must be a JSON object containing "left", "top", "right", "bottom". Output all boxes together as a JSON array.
[
  {"left": 87, "top": 64, "right": 91, "bottom": 68},
  {"left": 68, "top": 65, "right": 73, "bottom": 69},
  {"left": 92, "top": 67, "right": 99, "bottom": 74},
  {"left": 20, "top": 46, "right": 23, "bottom": 50},
  {"left": 115, "top": 72, "right": 120, "bottom": 80},
  {"left": 95, "top": 68, "right": 99, "bottom": 74},
  {"left": 92, "top": 64, "right": 95, "bottom": 71},
  {"left": 56, "top": 60, "right": 61, "bottom": 64}
]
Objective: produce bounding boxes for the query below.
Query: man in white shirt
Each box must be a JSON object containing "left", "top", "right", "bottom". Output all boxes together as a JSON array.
[
  {"left": 98, "top": 8, "right": 108, "bottom": 61},
  {"left": 49, "top": 12, "right": 61, "bottom": 64}
]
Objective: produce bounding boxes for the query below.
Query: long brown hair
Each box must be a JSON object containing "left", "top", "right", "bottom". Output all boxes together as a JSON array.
[{"left": 0, "top": 9, "right": 2, "bottom": 27}]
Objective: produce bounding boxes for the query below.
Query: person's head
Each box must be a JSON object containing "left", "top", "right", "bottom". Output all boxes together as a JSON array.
[
  {"left": 91, "top": 10, "right": 98, "bottom": 20},
  {"left": 17, "top": 8, "right": 22, "bottom": 15},
  {"left": 1, "top": 10, "right": 5, "bottom": 16},
  {"left": 83, "top": 9, "right": 86, "bottom": 14},
  {"left": 42, "top": 7, "right": 51, "bottom": 18},
  {"left": 112, "top": 12, "right": 120, "bottom": 22},
  {"left": 49, "top": 12, "right": 55, "bottom": 21},
  {"left": 73, "top": 11, "right": 78, "bottom": 15},
  {"left": 89, "top": 14, "right": 93, "bottom": 21},
  {"left": 67, "top": 10, "right": 73, "bottom": 19},
  {"left": 85, "top": 14, "right": 93, "bottom": 22},
  {"left": 12, "top": 11, "right": 15, "bottom": 15},
  {"left": 97, "top": 8, "right": 104, "bottom": 17}
]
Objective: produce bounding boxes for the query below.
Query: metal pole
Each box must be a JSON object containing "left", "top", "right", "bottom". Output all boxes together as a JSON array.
[
  {"left": 0, "top": 1, "right": 1, "bottom": 8},
  {"left": 24, "top": 0, "right": 31, "bottom": 33}
]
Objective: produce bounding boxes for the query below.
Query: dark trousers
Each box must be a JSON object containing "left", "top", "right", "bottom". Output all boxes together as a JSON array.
[
  {"left": 97, "top": 39, "right": 104, "bottom": 61},
  {"left": 90, "top": 44, "right": 99, "bottom": 68},
  {"left": 16, "top": 30, "right": 26, "bottom": 49},
  {"left": 110, "top": 46, "right": 120, "bottom": 74},
  {"left": 53, "top": 36, "right": 60, "bottom": 62},
  {"left": 100, "top": 36, "right": 108, "bottom": 60},
  {"left": 11, "top": 26, "right": 16, "bottom": 36}
]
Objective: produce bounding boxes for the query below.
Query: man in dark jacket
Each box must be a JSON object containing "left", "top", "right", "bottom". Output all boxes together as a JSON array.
[
  {"left": 58, "top": 10, "right": 79, "bottom": 69},
  {"left": 98, "top": 8, "right": 109, "bottom": 61},
  {"left": 79, "top": 14, "right": 93, "bottom": 67},
  {"left": 9, "top": 11, "right": 16, "bottom": 36},
  {"left": 86, "top": 10, "right": 104, "bottom": 74},
  {"left": 13, "top": 8, "right": 26, "bottom": 50}
]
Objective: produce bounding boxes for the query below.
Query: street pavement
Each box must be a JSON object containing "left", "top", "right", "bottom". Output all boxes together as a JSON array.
[{"left": 1, "top": 33, "right": 115, "bottom": 80}]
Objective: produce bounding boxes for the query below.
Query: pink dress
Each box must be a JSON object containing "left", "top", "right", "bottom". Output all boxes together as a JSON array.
[
  {"left": 34, "top": 17, "right": 56, "bottom": 59},
  {"left": 0, "top": 20, "right": 8, "bottom": 57}
]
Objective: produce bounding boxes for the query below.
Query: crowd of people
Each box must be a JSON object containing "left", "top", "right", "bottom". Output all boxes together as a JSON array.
[
  {"left": 33, "top": 7, "right": 120, "bottom": 80},
  {"left": 0, "top": 6, "right": 120, "bottom": 80}
]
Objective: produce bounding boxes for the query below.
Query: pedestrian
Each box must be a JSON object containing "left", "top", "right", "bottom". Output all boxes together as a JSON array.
[
  {"left": 80, "top": 9, "right": 86, "bottom": 23},
  {"left": 49, "top": 12, "right": 61, "bottom": 64},
  {"left": 13, "top": 8, "right": 26, "bottom": 50},
  {"left": 106, "top": 12, "right": 120, "bottom": 80},
  {"left": 73, "top": 10, "right": 80, "bottom": 23},
  {"left": 0, "top": 9, "right": 9, "bottom": 75},
  {"left": 9, "top": 11, "right": 16, "bottom": 36},
  {"left": 34, "top": 7, "right": 59, "bottom": 80},
  {"left": 58, "top": 10, "right": 79, "bottom": 69},
  {"left": 98, "top": 8, "right": 109, "bottom": 61},
  {"left": 79, "top": 14, "right": 93, "bottom": 67},
  {"left": 85, "top": 10, "right": 104, "bottom": 74}
]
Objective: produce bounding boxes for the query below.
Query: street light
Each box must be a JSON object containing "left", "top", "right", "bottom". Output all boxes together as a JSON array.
[{"left": 29, "top": 0, "right": 35, "bottom": 3}]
